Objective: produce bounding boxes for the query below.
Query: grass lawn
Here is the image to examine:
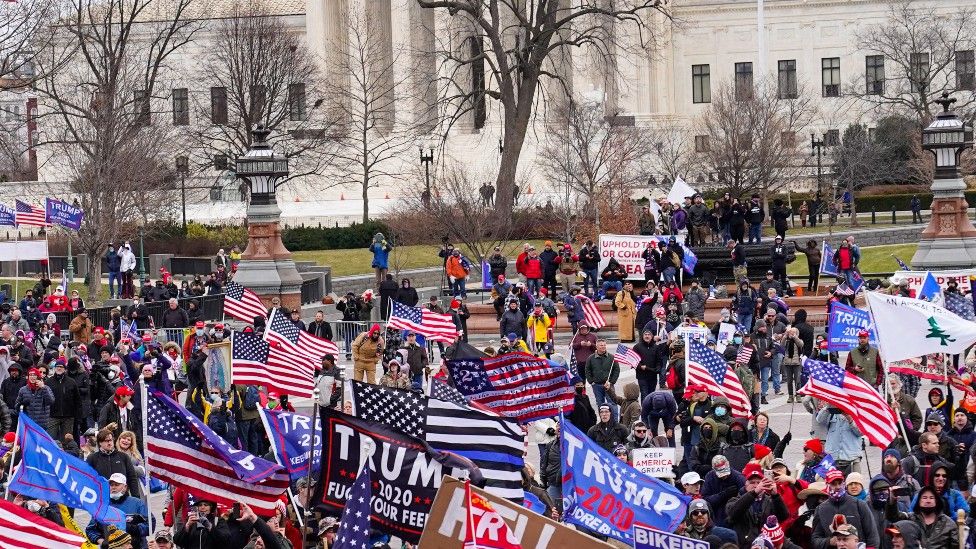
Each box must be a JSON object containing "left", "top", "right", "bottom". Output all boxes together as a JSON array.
[
  {"left": 772, "top": 222, "right": 899, "bottom": 237},
  {"left": 0, "top": 278, "right": 108, "bottom": 299},
  {"left": 787, "top": 243, "right": 918, "bottom": 277}
]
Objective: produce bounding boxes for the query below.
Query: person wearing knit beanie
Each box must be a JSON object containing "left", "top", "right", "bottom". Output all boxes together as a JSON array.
[
  {"left": 106, "top": 526, "right": 133, "bottom": 548},
  {"left": 761, "top": 516, "right": 786, "bottom": 548}
]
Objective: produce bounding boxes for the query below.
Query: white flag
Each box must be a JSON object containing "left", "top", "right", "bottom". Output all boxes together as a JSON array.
[
  {"left": 865, "top": 291, "right": 976, "bottom": 362},
  {"left": 665, "top": 176, "right": 697, "bottom": 206}
]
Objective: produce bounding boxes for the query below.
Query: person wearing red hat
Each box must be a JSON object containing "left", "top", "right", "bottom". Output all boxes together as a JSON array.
[
  {"left": 811, "top": 468, "right": 879, "bottom": 548},
  {"left": 351, "top": 324, "right": 384, "bottom": 384},
  {"left": 845, "top": 329, "right": 881, "bottom": 388},
  {"left": 727, "top": 462, "right": 788, "bottom": 547},
  {"left": 97, "top": 385, "right": 141, "bottom": 450},
  {"left": 526, "top": 303, "right": 552, "bottom": 355},
  {"left": 797, "top": 438, "right": 825, "bottom": 484},
  {"left": 14, "top": 367, "right": 55, "bottom": 432}
]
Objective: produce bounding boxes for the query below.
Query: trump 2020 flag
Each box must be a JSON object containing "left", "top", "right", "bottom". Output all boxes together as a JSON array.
[
  {"left": 560, "top": 420, "right": 689, "bottom": 542},
  {"left": 820, "top": 241, "right": 839, "bottom": 276},
  {"left": 259, "top": 408, "right": 321, "bottom": 480},
  {"left": 45, "top": 198, "right": 84, "bottom": 231},
  {"left": 9, "top": 413, "right": 125, "bottom": 529},
  {"left": 866, "top": 291, "right": 976, "bottom": 363}
]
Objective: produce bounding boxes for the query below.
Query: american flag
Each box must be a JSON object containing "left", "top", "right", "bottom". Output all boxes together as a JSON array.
[
  {"left": 232, "top": 331, "right": 316, "bottom": 397},
  {"left": 736, "top": 345, "right": 754, "bottom": 365},
  {"left": 798, "top": 357, "right": 899, "bottom": 448},
  {"left": 146, "top": 389, "right": 290, "bottom": 514},
  {"left": 352, "top": 380, "right": 525, "bottom": 500},
  {"left": 388, "top": 301, "right": 458, "bottom": 343},
  {"left": 613, "top": 344, "right": 641, "bottom": 368},
  {"left": 687, "top": 340, "right": 751, "bottom": 417},
  {"left": 834, "top": 283, "right": 855, "bottom": 297},
  {"left": 14, "top": 200, "right": 47, "bottom": 227},
  {"left": 333, "top": 465, "right": 371, "bottom": 549},
  {"left": 447, "top": 353, "right": 575, "bottom": 423},
  {"left": 223, "top": 281, "right": 268, "bottom": 323},
  {"left": 575, "top": 295, "right": 606, "bottom": 329},
  {"left": 893, "top": 255, "right": 910, "bottom": 271},
  {"left": 266, "top": 308, "right": 339, "bottom": 359},
  {"left": 0, "top": 497, "right": 86, "bottom": 549},
  {"left": 946, "top": 292, "right": 976, "bottom": 321}
]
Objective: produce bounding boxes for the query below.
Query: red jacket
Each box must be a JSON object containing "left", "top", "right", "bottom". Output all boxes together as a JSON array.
[
  {"left": 516, "top": 252, "right": 529, "bottom": 275},
  {"left": 523, "top": 257, "right": 543, "bottom": 279}
]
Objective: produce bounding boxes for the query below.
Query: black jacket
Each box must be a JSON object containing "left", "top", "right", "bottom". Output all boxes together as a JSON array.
[
  {"left": 86, "top": 450, "right": 143, "bottom": 498},
  {"left": 0, "top": 371, "right": 25, "bottom": 411},
  {"left": 306, "top": 320, "right": 334, "bottom": 341},
  {"left": 586, "top": 420, "right": 628, "bottom": 451},
  {"left": 633, "top": 339, "right": 660, "bottom": 381},
  {"left": 746, "top": 202, "right": 765, "bottom": 225},
  {"left": 396, "top": 286, "right": 419, "bottom": 307},
  {"left": 161, "top": 307, "right": 189, "bottom": 328},
  {"left": 48, "top": 373, "right": 81, "bottom": 419},
  {"left": 726, "top": 490, "right": 788, "bottom": 547},
  {"left": 567, "top": 392, "right": 597, "bottom": 432}
]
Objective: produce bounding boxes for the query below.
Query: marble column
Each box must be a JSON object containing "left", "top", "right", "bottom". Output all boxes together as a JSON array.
[
  {"left": 409, "top": 0, "right": 437, "bottom": 133},
  {"left": 367, "top": 0, "right": 396, "bottom": 132},
  {"left": 324, "top": 0, "right": 350, "bottom": 119}
]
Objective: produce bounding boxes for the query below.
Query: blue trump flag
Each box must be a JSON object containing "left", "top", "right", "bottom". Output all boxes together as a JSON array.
[
  {"left": 820, "top": 241, "right": 839, "bottom": 276},
  {"left": 259, "top": 408, "right": 321, "bottom": 480},
  {"left": 45, "top": 198, "right": 84, "bottom": 231},
  {"left": 560, "top": 420, "right": 689, "bottom": 542},
  {"left": 0, "top": 203, "right": 14, "bottom": 227},
  {"left": 827, "top": 301, "right": 876, "bottom": 351},
  {"left": 9, "top": 413, "right": 125, "bottom": 529},
  {"left": 812, "top": 454, "right": 837, "bottom": 478}
]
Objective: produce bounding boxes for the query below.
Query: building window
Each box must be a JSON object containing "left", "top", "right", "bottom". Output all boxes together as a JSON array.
[
  {"left": 825, "top": 129, "right": 840, "bottom": 146},
  {"left": 957, "top": 50, "right": 975, "bottom": 91},
  {"left": 134, "top": 89, "right": 150, "bottom": 125},
  {"left": 734, "top": 62, "right": 753, "bottom": 101},
  {"left": 214, "top": 153, "right": 228, "bottom": 171},
  {"left": 692, "top": 64, "right": 711, "bottom": 103},
  {"left": 288, "top": 83, "right": 307, "bottom": 121},
  {"left": 210, "top": 87, "right": 228, "bottom": 125},
  {"left": 694, "top": 134, "right": 709, "bottom": 152},
  {"left": 172, "top": 88, "right": 189, "bottom": 126},
  {"left": 175, "top": 155, "right": 189, "bottom": 174},
  {"left": 780, "top": 131, "right": 796, "bottom": 148},
  {"left": 250, "top": 85, "right": 267, "bottom": 117},
  {"left": 821, "top": 57, "right": 841, "bottom": 97},
  {"left": 910, "top": 52, "right": 930, "bottom": 93},
  {"left": 865, "top": 55, "right": 885, "bottom": 95},
  {"left": 777, "top": 60, "right": 797, "bottom": 99}
]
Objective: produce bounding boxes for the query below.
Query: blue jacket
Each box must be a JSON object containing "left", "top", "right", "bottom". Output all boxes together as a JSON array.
[
  {"left": 701, "top": 469, "right": 745, "bottom": 528},
  {"left": 15, "top": 384, "right": 55, "bottom": 428},
  {"left": 562, "top": 294, "right": 584, "bottom": 324},
  {"left": 85, "top": 493, "right": 149, "bottom": 548},
  {"left": 370, "top": 242, "right": 391, "bottom": 269},
  {"left": 106, "top": 250, "right": 122, "bottom": 273},
  {"left": 909, "top": 487, "right": 969, "bottom": 518},
  {"left": 816, "top": 407, "right": 863, "bottom": 461}
]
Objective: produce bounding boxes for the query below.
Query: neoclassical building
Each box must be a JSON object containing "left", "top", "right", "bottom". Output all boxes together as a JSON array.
[{"left": 6, "top": 0, "right": 974, "bottom": 225}]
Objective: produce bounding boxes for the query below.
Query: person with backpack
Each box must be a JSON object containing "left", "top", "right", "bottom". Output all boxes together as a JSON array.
[
  {"left": 641, "top": 388, "right": 677, "bottom": 444},
  {"left": 235, "top": 384, "right": 264, "bottom": 455}
]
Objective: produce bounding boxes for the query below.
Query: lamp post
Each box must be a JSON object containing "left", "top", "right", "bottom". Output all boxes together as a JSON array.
[
  {"left": 176, "top": 156, "right": 190, "bottom": 232},
  {"left": 137, "top": 226, "right": 146, "bottom": 284},
  {"left": 911, "top": 93, "right": 976, "bottom": 269},
  {"left": 232, "top": 124, "right": 304, "bottom": 309},
  {"left": 810, "top": 133, "right": 826, "bottom": 228},
  {"left": 419, "top": 145, "right": 434, "bottom": 198},
  {"left": 66, "top": 199, "right": 78, "bottom": 286}
]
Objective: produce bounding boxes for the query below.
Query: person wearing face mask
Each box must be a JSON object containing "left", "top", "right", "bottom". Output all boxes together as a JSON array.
[
  {"left": 888, "top": 485, "right": 957, "bottom": 547},
  {"left": 15, "top": 367, "right": 55, "bottom": 430},
  {"left": 126, "top": 297, "right": 150, "bottom": 331},
  {"left": 723, "top": 419, "right": 754, "bottom": 472},
  {"left": 689, "top": 418, "right": 728, "bottom": 478},
  {"left": 85, "top": 473, "right": 148, "bottom": 548},
  {"left": 811, "top": 469, "right": 879, "bottom": 549},
  {"left": 704, "top": 396, "right": 733, "bottom": 436},
  {"left": 566, "top": 377, "right": 596, "bottom": 433}
]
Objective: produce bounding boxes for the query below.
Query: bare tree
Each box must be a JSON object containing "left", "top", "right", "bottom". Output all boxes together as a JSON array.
[
  {"left": 852, "top": 0, "right": 976, "bottom": 123},
  {"left": 646, "top": 125, "right": 697, "bottom": 185},
  {"left": 0, "top": 0, "right": 63, "bottom": 85},
  {"left": 35, "top": 0, "right": 200, "bottom": 298},
  {"left": 327, "top": 10, "right": 420, "bottom": 223},
  {"left": 418, "top": 0, "right": 671, "bottom": 224},
  {"left": 695, "top": 81, "right": 815, "bottom": 200},
  {"left": 189, "top": 0, "right": 336, "bottom": 191},
  {"left": 537, "top": 100, "right": 653, "bottom": 235}
]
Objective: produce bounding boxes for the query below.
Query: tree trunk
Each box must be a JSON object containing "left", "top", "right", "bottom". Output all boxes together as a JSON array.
[
  {"left": 493, "top": 79, "right": 537, "bottom": 225},
  {"left": 85, "top": 247, "right": 101, "bottom": 300},
  {"left": 362, "top": 174, "right": 369, "bottom": 223},
  {"left": 848, "top": 182, "right": 858, "bottom": 227}
]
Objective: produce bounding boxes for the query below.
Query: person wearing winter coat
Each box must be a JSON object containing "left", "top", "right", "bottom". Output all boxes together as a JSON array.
[
  {"left": 487, "top": 248, "right": 508, "bottom": 284},
  {"left": 377, "top": 274, "right": 400, "bottom": 319},
  {"left": 614, "top": 282, "right": 637, "bottom": 343},
  {"left": 395, "top": 278, "right": 419, "bottom": 307},
  {"left": 68, "top": 310, "right": 93, "bottom": 344},
  {"left": 633, "top": 330, "right": 661, "bottom": 402},
  {"left": 379, "top": 360, "right": 411, "bottom": 389},
  {"left": 811, "top": 469, "right": 880, "bottom": 549},
  {"left": 745, "top": 195, "right": 765, "bottom": 244},
  {"left": 725, "top": 463, "right": 788, "bottom": 547},
  {"left": 540, "top": 430, "right": 563, "bottom": 511},
  {"left": 86, "top": 424, "right": 144, "bottom": 498},
  {"left": 586, "top": 404, "right": 628, "bottom": 451},
  {"left": 498, "top": 301, "right": 526, "bottom": 341},
  {"left": 99, "top": 385, "right": 142, "bottom": 451},
  {"left": 724, "top": 419, "right": 755, "bottom": 472},
  {"left": 624, "top": 420, "right": 654, "bottom": 453},
  {"left": 522, "top": 248, "right": 544, "bottom": 296},
  {"left": 689, "top": 419, "right": 728, "bottom": 477},
  {"left": 610, "top": 382, "right": 642, "bottom": 430},
  {"left": 600, "top": 257, "right": 626, "bottom": 295},
  {"left": 677, "top": 386, "right": 712, "bottom": 456},
  {"left": 539, "top": 242, "right": 559, "bottom": 296},
  {"left": 816, "top": 407, "right": 863, "bottom": 474},
  {"left": 701, "top": 455, "right": 745, "bottom": 528},
  {"left": 15, "top": 368, "right": 55, "bottom": 429},
  {"left": 567, "top": 377, "right": 596, "bottom": 433},
  {"left": 911, "top": 461, "right": 969, "bottom": 517},
  {"left": 351, "top": 324, "right": 384, "bottom": 384},
  {"left": 570, "top": 323, "right": 597, "bottom": 367},
  {"left": 684, "top": 281, "right": 707, "bottom": 320},
  {"left": 369, "top": 232, "right": 393, "bottom": 288},
  {"left": 749, "top": 412, "right": 784, "bottom": 457},
  {"left": 562, "top": 288, "right": 585, "bottom": 334},
  {"left": 525, "top": 305, "right": 552, "bottom": 352},
  {"left": 47, "top": 359, "right": 81, "bottom": 442},
  {"left": 640, "top": 389, "right": 676, "bottom": 440},
  {"left": 887, "top": 484, "right": 957, "bottom": 548},
  {"left": 1, "top": 365, "right": 25, "bottom": 421}
]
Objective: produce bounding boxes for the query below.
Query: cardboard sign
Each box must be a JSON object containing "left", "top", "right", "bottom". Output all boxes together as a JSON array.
[
  {"left": 419, "top": 476, "right": 613, "bottom": 549},
  {"left": 633, "top": 525, "right": 708, "bottom": 549},
  {"left": 896, "top": 270, "right": 976, "bottom": 295},
  {"left": 715, "top": 322, "right": 736, "bottom": 353},
  {"left": 631, "top": 448, "right": 676, "bottom": 478}
]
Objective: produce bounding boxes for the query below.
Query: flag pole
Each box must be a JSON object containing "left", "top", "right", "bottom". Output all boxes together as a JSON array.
[
  {"left": 302, "top": 388, "right": 321, "bottom": 539},
  {"left": 141, "top": 379, "right": 154, "bottom": 523},
  {"left": 5, "top": 409, "right": 23, "bottom": 500},
  {"left": 865, "top": 291, "right": 910, "bottom": 447},
  {"left": 13, "top": 229, "right": 19, "bottom": 305}
]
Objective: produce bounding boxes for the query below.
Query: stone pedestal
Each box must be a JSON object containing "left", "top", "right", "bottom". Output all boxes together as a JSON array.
[
  {"left": 232, "top": 201, "right": 303, "bottom": 310},
  {"left": 911, "top": 176, "right": 976, "bottom": 269}
]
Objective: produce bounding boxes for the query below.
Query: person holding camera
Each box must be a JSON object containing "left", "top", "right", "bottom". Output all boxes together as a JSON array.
[
  {"left": 86, "top": 473, "right": 148, "bottom": 548},
  {"left": 725, "top": 463, "right": 788, "bottom": 547},
  {"left": 174, "top": 498, "right": 223, "bottom": 549}
]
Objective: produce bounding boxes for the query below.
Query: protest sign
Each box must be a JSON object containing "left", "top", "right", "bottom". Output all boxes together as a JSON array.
[
  {"left": 598, "top": 234, "right": 698, "bottom": 280},
  {"left": 631, "top": 448, "right": 676, "bottom": 478},
  {"left": 419, "top": 476, "right": 613, "bottom": 549},
  {"left": 9, "top": 413, "right": 125, "bottom": 529},
  {"left": 715, "top": 322, "right": 736, "bottom": 353},
  {"left": 260, "top": 408, "right": 322, "bottom": 480},
  {"left": 896, "top": 270, "right": 976, "bottom": 295},
  {"left": 561, "top": 421, "right": 689, "bottom": 543},
  {"left": 633, "top": 525, "right": 708, "bottom": 549},
  {"left": 827, "top": 301, "right": 876, "bottom": 351}
]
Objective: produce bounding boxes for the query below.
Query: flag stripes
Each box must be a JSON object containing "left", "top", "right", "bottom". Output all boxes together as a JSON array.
[
  {"left": 223, "top": 281, "right": 268, "bottom": 323},
  {"left": 0, "top": 498, "right": 85, "bottom": 549}
]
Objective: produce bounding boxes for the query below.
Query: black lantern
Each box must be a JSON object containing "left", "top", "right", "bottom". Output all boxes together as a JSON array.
[
  {"left": 235, "top": 125, "right": 289, "bottom": 205},
  {"left": 922, "top": 93, "right": 973, "bottom": 180}
]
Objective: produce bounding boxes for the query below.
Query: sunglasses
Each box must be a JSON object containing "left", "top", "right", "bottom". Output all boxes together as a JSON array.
[
  {"left": 691, "top": 510, "right": 708, "bottom": 516},
  {"left": 635, "top": 429, "right": 647, "bottom": 433},
  {"left": 934, "top": 473, "right": 948, "bottom": 478}
]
